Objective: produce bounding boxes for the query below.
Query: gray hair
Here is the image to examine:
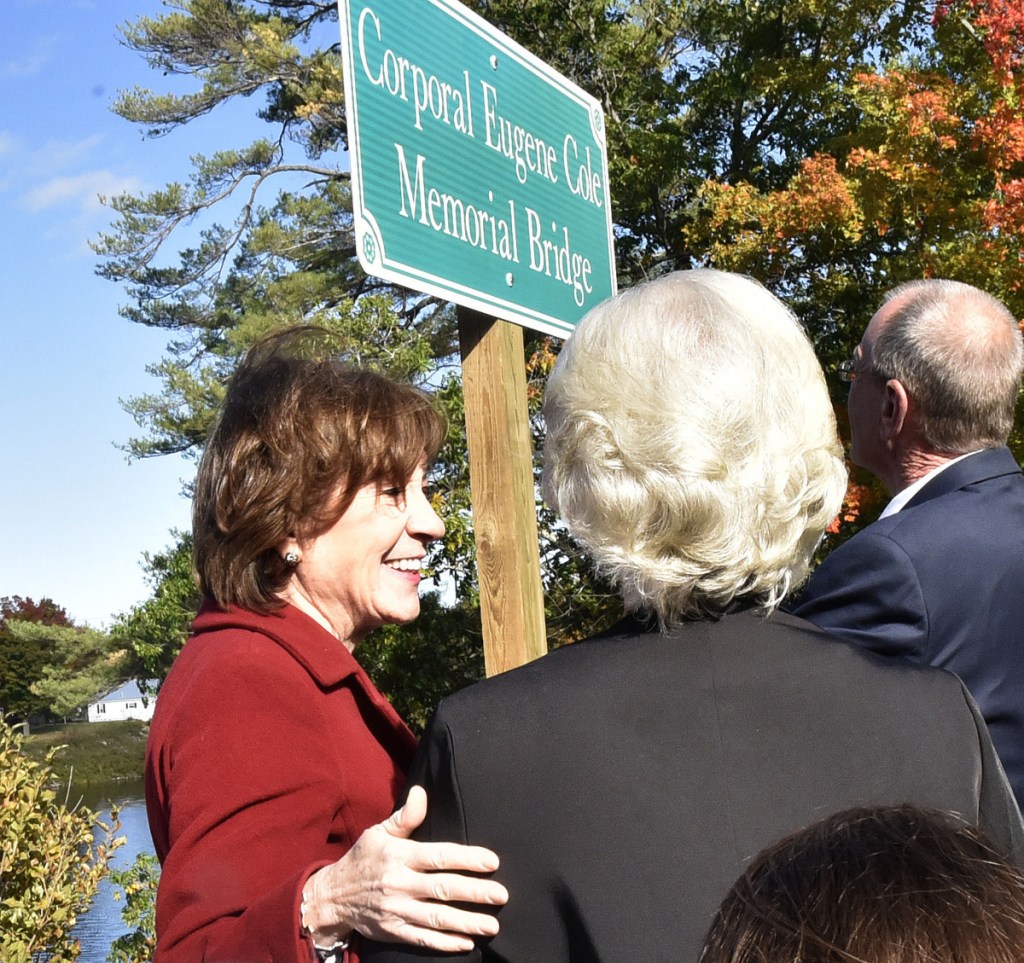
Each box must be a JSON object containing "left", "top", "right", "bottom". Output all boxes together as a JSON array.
[
  {"left": 542, "top": 269, "right": 847, "bottom": 625},
  {"left": 873, "top": 279, "right": 1023, "bottom": 453}
]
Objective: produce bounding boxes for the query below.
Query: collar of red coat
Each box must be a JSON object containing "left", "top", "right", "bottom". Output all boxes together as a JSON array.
[
  {"left": 191, "top": 600, "right": 416, "bottom": 751},
  {"left": 191, "top": 599, "right": 375, "bottom": 689}
]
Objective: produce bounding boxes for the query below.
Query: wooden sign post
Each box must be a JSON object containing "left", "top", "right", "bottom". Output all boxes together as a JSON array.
[
  {"left": 458, "top": 308, "right": 547, "bottom": 675},
  {"left": 338, "top": 0, "right": 615, "bottom": 674}
]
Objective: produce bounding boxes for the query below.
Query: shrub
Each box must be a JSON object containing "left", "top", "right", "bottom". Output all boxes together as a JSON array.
[
  {"left": 107, "top": 853, "right": 159, "bottom": 963},
  {"left": 0, "top": 718, "right": 121, "bottom": 962}
]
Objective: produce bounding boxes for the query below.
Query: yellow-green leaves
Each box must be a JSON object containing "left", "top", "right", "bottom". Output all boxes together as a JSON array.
[{"left": 0, "top": 721, "right": 122, "bottom": 962}]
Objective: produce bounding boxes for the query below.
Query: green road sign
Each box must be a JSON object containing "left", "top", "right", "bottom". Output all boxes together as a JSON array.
[{"left": 338, "top": 0, "right": 616, "bottom": 338}]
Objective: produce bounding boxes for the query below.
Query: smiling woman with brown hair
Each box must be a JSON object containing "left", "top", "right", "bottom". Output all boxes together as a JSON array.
[{"left": 145, "top": 328, "right": 507, "bottom": 963}]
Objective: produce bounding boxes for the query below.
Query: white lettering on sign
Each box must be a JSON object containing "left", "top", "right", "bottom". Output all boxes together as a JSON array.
[
  {"left": 524, "top": 207, "right": 593, "bottom": 307},
  {"left": 562, "top": 134, "right": 604, "bottom": 209},
  {"left": 481, "top": 82, "right": 558, "bottom": 187},
  {"left": 342, "top": 1, "right": 613, "bottom": 321},
  {"left": 358, "top": 7, "right": 474, "bottom": 135},
  {"left": 395, "top": 145, "right": 520, "bottom": 263}
]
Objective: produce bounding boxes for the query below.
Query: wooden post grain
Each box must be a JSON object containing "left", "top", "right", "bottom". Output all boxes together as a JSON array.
[{"left": 458, "top": 306, "right": 548, "bottom": 675}]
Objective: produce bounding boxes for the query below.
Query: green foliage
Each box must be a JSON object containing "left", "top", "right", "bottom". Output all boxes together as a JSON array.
[
  {"left": 112, "top": 532, "right": 202, "bottom": 683},
  {"left": 678, "top": 0, "right": 1024, "bottom": 487},
  {"left": 472, "top": 0, "right": 932, "bottom": 278},
  {"left": 107, "top": 854, "right": 160, "bottom": 963},
  {"left": 23, "top": 721, "right": 149, "bottom": 788},
  {"left": 0, "top": 719, "right": 121, "bottom": 961},
  {"left": 355, "top": 593, "right": 485, "bottom": 734},
  {"left": 0, "top": 596, "right": 74, "bottom": 722},
  {"left": 94, "top": 0, "right": 951, "bottom": 445},
  {"left": 16, "top": 622, "right": 124, "bottom": 718}
]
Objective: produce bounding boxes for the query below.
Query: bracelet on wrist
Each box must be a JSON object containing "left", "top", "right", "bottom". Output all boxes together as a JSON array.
[
  {"left": 300, "top": 893, "right": 350, "bottom": 961},
  {"left": 311, "top": 941, "right": 348, "bottom": 963}
]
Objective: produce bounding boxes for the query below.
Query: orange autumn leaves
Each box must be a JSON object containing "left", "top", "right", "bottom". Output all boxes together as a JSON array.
[
  {"left": 692, "top": 155, "right": 861, "bottom": 269},
  {"left": 826, "top": 478, "right": 886, "bottom": 535},
  {"left": 684, "top": 0, "right": 1024, "bottom": 535},
  {"left": 687, "top": 0, "right": 1024, "bottom": 288}
]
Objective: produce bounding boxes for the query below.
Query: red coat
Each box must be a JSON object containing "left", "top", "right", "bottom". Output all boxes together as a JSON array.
[{"left": 146, "top": 601, "right": 416, "bottom": 963}]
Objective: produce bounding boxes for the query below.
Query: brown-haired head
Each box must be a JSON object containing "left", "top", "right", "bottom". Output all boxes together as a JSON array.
[
  {"left": 700, "top": 804, "right": 1024, "bottom": 963},
  {"left": 192, "top": 327, "right": 445, "bottom": 612}
]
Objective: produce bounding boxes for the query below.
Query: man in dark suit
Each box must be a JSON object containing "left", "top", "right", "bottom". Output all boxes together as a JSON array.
[
  {"left": 791, "top": 279, "right": 1024, "bottom": 807},
  {"left": 363, "top": 271, "right": 1024, "bottom": 963}
]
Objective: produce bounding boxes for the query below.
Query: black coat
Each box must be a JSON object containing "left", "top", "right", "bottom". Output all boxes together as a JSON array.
[{"left": 362, "top": 608, "right": 1024, "bottom": 963}]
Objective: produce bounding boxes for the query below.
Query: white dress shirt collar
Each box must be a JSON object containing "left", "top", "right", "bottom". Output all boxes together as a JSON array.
[{"left": 879, "top": 450, "right": 981, "bottom": 519}]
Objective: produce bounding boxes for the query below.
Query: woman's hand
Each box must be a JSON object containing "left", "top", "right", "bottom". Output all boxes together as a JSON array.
[{"left": 301, "top": 786, "right": 510, "bottom": 953}]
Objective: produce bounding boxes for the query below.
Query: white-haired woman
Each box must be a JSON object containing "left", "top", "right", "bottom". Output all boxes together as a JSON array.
[
  {"left": 363, "top": 269, "right": 1024, "bottom": 963},
  {"left": 543, "top": 267, "right": 847, "bottom": 622}
]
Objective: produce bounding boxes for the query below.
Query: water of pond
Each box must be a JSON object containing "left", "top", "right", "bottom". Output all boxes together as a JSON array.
[{"left": 71, "top": 780, "right": 154, "bottom": 963}]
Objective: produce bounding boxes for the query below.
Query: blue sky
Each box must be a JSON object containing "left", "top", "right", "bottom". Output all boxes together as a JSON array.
[{"left": 0, "top": 0, "right": 218, "bottom": 627}]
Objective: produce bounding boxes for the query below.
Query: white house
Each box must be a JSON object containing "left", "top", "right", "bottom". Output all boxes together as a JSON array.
[{"left": 87, "top": 679, "right": 158, "bottom": 723}]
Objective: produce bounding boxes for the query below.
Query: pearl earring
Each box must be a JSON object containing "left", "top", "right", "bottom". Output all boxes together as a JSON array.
[{"left": 284, "top": 551, "right": 300, "bottom": 566}]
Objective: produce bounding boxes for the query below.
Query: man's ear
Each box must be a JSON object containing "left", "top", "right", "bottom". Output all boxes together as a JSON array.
[{"left": 881, "top": 378, "right": 910, "bottom": 445}]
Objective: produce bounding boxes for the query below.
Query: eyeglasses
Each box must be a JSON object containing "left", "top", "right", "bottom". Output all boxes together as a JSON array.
[{"left": 839, "top": 358, "right": 888, "bottom": 383}]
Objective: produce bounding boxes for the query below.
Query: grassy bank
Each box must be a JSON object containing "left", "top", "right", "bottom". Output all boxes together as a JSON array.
[{"left": 23, "top": 720, "right": 148, "bottom": 787}]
